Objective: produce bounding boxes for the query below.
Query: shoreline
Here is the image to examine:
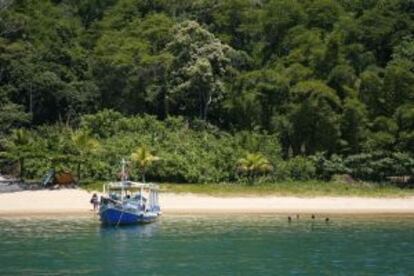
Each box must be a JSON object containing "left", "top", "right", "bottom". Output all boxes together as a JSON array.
[
  {"left": 161, "top": 193, "right": 414, "bottom": 215},
  {"left": 0, "top": 189, "right": 414, "bottom": 217},
  {"left": 2, "top": 212, "right": 414, "bottom": 218}
]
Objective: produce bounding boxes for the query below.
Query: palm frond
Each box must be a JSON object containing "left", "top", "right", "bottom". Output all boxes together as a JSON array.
[{"left": 237, "top": 152, "right": 273, "bottom": 174}]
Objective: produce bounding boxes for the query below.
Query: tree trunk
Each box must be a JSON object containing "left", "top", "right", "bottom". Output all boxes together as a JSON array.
[
  {"left": 77, "top": 163, "right": 81, "bottom": 184},
  {"left": 19, "top": 158, "right": 24, "bottom": 181},
  {"left": 199, "top": 91, "right": 205, "bottom": 120},
  {"left": 141, "top": 169, "right": 146, "bottom": 183},
  {"left": 199, "top": 90, "right": 211, "bottom": 121},
  {"left": 201, "top": 92, "right": 212, "bottom": 121},
  {"left": 248, "top": 170, "right": 254, "bottom": 185},
  {"left": 202, "top": 101, "right": 209, "bottom": 121}
]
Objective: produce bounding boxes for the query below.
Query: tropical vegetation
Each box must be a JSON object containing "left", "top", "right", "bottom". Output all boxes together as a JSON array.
[
  {"left": 0, "top": 0, "right": 413, "bottom": 187},
  {"left": 131, "top": 145, "right": 160, "bottom": 182}
]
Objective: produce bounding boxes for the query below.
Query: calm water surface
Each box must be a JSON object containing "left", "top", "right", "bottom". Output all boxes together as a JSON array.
[{"left": 0, "top": 214, "right": 413, "bottom": 275}]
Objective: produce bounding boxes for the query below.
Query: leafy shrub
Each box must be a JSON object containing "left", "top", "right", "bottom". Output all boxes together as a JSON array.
[
  {"left": 4, "top": 111, "right": 411, "bottom": 184},
  {"left": 1, "top": 111, "right": 283, "bottom": 183},
  {"left": 312, "top": 153, "right": 350, "bottom": 180},
  {"left": 285, "top": 156, "right": 316, "bottom": 180},
  {"left": 312, "top": 151, "right": 414, "bottom": 182}
]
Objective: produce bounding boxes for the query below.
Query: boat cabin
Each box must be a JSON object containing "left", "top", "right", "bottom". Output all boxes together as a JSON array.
[{"left": 102, "top": 181, "right": 160, "bottom": 213}]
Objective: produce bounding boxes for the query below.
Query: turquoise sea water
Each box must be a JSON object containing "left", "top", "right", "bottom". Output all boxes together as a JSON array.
[{"left": 0, "top": 214, "right": 413, "bottom": 275}]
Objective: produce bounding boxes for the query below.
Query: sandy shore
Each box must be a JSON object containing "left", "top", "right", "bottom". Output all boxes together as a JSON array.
[
  {"left": 0, "top": 189, "right": 414, "bottom": 216},
  {"left": 0, "top": 189, "right": 93, "bottom": 215}
]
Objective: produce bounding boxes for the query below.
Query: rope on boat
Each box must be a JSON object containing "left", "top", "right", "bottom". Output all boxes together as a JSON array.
[{"left": 115, "top": 207, "right": 125, "bottom": 228}]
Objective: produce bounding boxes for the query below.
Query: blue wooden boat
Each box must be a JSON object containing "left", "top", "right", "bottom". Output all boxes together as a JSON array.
[
  {"left": 99, "top": 181, "right": 161, "bottom": 225},
  {"left": 99, "top": 160, "right": 161, "bottom": 226}
]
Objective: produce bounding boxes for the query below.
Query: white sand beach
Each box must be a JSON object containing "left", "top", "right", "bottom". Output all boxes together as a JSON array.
[
  {"left": 0, "top": 189, "right": 414, "bottom": 215},
  {"left": 0, "top": 189, "right": 93, "bottom": 215}
]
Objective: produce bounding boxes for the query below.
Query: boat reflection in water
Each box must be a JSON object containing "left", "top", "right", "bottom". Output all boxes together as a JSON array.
[{"left": 99, "top": 218, "right": 160, "bottom": 240}]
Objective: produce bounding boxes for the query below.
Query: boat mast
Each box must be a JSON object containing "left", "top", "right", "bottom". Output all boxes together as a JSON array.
[
  {"left": 149, "top": 189, "right": 153, "bottom": 210},
  {"left": 121, "top": 158, "right": 127, "bottom": 201},
  {"left": 140, "top": 185, "right": 143, "bottom": 210}
]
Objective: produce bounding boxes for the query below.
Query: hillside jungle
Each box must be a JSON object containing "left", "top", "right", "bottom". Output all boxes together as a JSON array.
[{"left": 0, "top": 0, "right": 413, "bottom": 187}]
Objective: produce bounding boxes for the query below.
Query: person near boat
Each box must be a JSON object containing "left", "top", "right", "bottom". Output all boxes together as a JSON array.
[{"left": 90, "top": 193, "right": 99, "bottom": 211}]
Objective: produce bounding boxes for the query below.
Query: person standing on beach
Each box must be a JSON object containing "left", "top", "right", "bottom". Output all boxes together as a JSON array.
[{"left": 90, "top": 193, "right": 99, "bottom": 211}]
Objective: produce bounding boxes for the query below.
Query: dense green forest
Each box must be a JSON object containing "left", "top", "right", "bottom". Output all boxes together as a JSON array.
[{"left": 0, "top": 0, "right": 413, "bottom": 184}]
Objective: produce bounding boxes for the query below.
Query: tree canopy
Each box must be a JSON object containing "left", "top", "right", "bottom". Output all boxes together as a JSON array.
[{"left": 0, "top": 0, "right": 413, "bottom": 182}]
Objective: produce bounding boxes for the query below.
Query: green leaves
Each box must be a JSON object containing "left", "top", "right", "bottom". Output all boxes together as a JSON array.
[
  {"left": 131, "top": 145, "right": 160, "bottom": 182},
  {"left": 340, "top": 98, "right": 368, "bottom": 154},
  {"left": 71, "top": 130, "right": 100, "bottom": 157},
  {"left": 0, "top": 0, "right": 413, "bottom": 178},
  {"left": 292, "top": 80, "right": 340, "bottom": 109},
  {"left": 289, "top": 81, "right": 341, "bottom": 155},
  {"left": 236, "top": 152, "right": 273, "bottom": 181},
  {"left": 1, "top": 128, "right": 36, "bottom": 179},
  {"left": 0, "top": 103, "right": 31, "bottom": 135},
  {"left": 305, "top": 0, "right": 343, "bottom": 30},
  {"left": 167, "top": 20, "right": 238, "bottom": 120},
  {"left": 382, "top": 61, "right": 414, "bottom": 115},
  {"left": 8, "top": 128, "right": 32, "bottom": 149}
]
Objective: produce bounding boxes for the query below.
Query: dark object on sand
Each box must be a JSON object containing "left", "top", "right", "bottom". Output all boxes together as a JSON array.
[
  {"left": 0, "top": 182, "right": 22, "bottom": 193},
  {"left": 325, "top": 217, "right": 330, "bottom": 222},
  {"left": 0, "top": 175, "right": 23, "bottom": 193},
  {"left": 55, "top": 171, "right": 76, "bottom": 185},
  {"left": 42, "top": 170, "right": 76, "bottom": 187},
  {"left": 42, "top": 169, "right": 55, "bottom": 187},
  {"left": 311, "top": 214, "right": 315, "bottom": 219},
  {"left": 288, "top": 216, "right": 292, "bottom": 222}
]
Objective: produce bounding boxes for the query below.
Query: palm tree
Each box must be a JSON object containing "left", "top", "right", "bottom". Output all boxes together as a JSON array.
[
  {"left": 131, "top": 146, "right": 159, "bottom": 182},
  {"left": 71, "top": 131, "right": 100, "bottom": 183},
  {"left": 236, "top": 153, "right": 273, "bottom": 182}
]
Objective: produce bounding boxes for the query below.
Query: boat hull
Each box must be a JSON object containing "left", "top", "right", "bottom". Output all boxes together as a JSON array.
[{"left": 100, "top": 208, "right": 158, "bottom": 225}]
